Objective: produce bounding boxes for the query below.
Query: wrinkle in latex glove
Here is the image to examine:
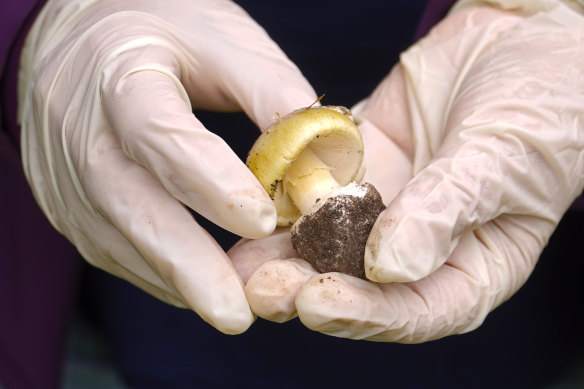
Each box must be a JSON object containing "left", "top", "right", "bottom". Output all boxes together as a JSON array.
[{"left": 18, "top": 0, "right": 317, "bottom": 333}]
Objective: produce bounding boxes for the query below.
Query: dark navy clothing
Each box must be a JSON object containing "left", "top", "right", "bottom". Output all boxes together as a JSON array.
[{"left": 1, "top": 1, "right": 583, "bottom": 388}]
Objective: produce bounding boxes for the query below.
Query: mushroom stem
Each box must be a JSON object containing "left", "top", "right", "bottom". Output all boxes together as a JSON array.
[{"left": 282, "top": 146, "right": 341, "bottom": 214}]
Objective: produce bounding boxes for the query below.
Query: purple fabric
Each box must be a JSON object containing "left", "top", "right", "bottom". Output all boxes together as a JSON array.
[
  {"left": 0, "top": 159, "right": 81, "bottom": 389},
  {"left": 0, "top": 1, "right": 82, "bottom": 389},
  {"left": 415, "top": 0, "right": 456, "bottom": 39},
  {"left": 0, "top": 1, "right": 43, "bottom": 145},
  {"left": 572, "top": 195, "right": 584, "bottom": 209}
]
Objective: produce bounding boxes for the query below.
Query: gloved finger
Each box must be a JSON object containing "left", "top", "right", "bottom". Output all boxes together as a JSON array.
[
  {"left": 228, "top": 228, "right": 297, "bottom": 284},
  {"left": 244, "top": 258, "right": 317, "bottom": 323},
  {"left": 228, "top": 229, "right": 316, "bottom": 322},
  {"left": 68, "top": 209, "right": 192, "bottom": 309},
  {"left": 353, "top": 8, "right": 528, "bottom": 280},
  {"left": 364, "top": 135, "right": 551, "bottom": 283},
  {"left": 296, "top": 214, "right": 549, "bottom": 342},
  {"left": 81, "top": 130, "right": 253, "bottom": 334},
  {"left": 295, "top": 273, "right": 388, "bottom": 339},
  {"left": 101, "top": 50, "right": 276, "bottom": 239}
]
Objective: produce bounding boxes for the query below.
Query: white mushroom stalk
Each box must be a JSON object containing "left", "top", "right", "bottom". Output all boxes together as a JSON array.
[{"left": 282, "top": 146, "right": 340, "bottom": 215}]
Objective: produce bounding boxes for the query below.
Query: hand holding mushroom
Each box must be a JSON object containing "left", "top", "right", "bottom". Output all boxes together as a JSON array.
[
  {"left": 19, "top": 0, "right": 317, "bottom": 334},
  {"left": 230, "top": 2, "right": 584, "bottom": 341}
]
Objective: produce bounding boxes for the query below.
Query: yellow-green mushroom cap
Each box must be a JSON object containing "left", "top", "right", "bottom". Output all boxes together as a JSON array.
[{"left": 246, "top": 106, "right": 364, "bottom": 226}]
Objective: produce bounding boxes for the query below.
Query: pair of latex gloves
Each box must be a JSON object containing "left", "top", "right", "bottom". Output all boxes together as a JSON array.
[{"left": 19, "top": 0, "right": 584, "bottom": 340}]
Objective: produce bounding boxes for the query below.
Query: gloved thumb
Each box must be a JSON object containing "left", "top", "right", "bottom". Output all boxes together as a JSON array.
[{"left": 364, "top": 137, "right": 558, "bottom": 283}]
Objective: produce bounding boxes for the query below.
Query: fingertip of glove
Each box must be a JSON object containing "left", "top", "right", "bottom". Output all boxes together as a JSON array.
[
  {"left": 295, "top": 274, "right": 388, "bottom": 339},
  {"left": 235, "top": 201, "right": 277, "bottom": 239},
  {"left": 207, "top": 306, "right": 255, "bottom": 335},
  {"left": 364, "top": 197, "right": 461, "bottom": 282},
  {"left": 364, "top": 223, "right": 435, "bottom": 283},
  {"left": 244, "top": 259, "right": 312, "bottom": 322},
  {"left": 364, "top": 244, "right": 438, "bottom": 283},
  {"left": 215, "top": 187, "right": 277, "bottom": 239}
]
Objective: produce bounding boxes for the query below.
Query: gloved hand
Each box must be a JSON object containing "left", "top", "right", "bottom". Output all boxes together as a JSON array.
[
  {"left": 229, "top": 1, "right": 584, "bottom": 341},
  {"left": 18, "top": 0, "right": 316, "bottom": 334}
]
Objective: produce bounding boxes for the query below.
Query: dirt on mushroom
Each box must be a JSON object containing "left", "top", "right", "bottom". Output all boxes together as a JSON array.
[{"left": 290, "top": 182, "right": 385, "bottom": 279}]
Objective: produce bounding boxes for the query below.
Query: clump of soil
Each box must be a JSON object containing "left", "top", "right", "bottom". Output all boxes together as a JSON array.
[{"left": 290, "top": 182, "right": 385, "bottom": 279}]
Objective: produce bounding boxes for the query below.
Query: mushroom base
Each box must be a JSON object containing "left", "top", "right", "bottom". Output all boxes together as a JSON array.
[{"left": 290, "top": 182, "right": 385, "bottom": 279}]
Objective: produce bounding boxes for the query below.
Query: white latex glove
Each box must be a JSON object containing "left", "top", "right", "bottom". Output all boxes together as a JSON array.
[
  {"left": 229, "top": 1, "right": 584, "bottom": 341},
  {"left": 18, "top": 0, "right": 316, "bottom": 334}
]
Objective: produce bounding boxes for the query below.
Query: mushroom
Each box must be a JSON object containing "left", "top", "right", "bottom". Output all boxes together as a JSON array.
[{"left": 246, "top": 105, "right": 385, "bottom": 279}]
